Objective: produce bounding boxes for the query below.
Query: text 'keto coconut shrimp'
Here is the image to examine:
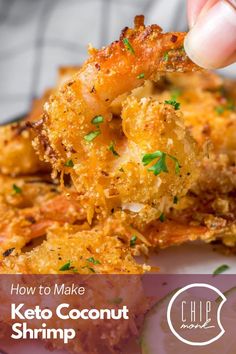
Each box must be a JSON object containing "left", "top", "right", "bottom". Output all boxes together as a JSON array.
[{"left": 34, "top": 16, "right": 200, "bottom": 221}]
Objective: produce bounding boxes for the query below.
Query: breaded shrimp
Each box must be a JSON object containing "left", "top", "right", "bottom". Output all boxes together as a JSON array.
[
  {"left": 34, "top": 16, "right": 200, "bottom": 220},
  {"left": 0, "top": 67, "right": 80, "bottom": 177},
  {"left": 0, "top": 122, "right": 49, "bottom": 176},
  {"left": 0, "top": 223, "right": 145, "bottom": 274},
  {"left": 0, "top": 175, "right": 86, "bottom": 254},
  {"left": 154, "top": 71, "right": 236, "bottom": 153}
]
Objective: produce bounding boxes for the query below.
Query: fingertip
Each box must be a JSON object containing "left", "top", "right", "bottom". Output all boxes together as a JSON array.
[
  {"left": 187, "top": 0, "right": 209, "bottom": 27},
  {"left": 185, "top": 0, "right": 236, "bottom": 69}
]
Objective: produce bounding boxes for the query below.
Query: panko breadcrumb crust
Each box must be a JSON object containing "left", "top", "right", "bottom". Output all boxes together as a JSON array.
[{"left": 0, "top": 18, "right": 236, "bottom": 276}]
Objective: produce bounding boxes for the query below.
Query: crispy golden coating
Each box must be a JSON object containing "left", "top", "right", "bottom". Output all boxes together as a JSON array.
[
  {"left": 34, "top": 19, "right": 199, "bottom": 220},
  {"left": 145, "top": 70, "right": 236, "bottom": 248},
  {"left": 0, "top": 222, "right": 145, "bottom": 274},
  {"left": 0, "top": 18, "right": 236, "bottom": 283},
  {"left": 0, "top": 122, "right": 49, "bottom": 176},
  {"left": 106, "top": 70, "right": 236, "bottom": 250},
  {"left": 120, "top": 96, "right": 199, "bottom": 207},
  {"left": 155, "top": 71, "right": 236, "bottom": 153},
  {"left": 0, "top": 68, "right": 80, "bottom": 177},
  {"left": 1, "top": 69, "right": 236, "bottom": 262},
  {"left": 0, "top": 175, "right": 86, "bottom": 254},
  {"left": 3, "top": 20, "right": 234, "bottom": 354}
]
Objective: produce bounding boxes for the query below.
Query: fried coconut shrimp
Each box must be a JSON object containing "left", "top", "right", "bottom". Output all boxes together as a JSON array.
[
  {"left": 0, "top": 223, "right": 145, "bottom": 274},
  {"left": 155, "top": 71, "right": 236, "bottom": 153},
  {"left": 0, "top": 175, "right": 86, "bottom": 255},
  {"left": 0, "top": 67, "right": 79, "bottom": 177},
  {"left": 0, "top": 122, "right": 49, "bottom": 176},
  {"left": 142, "top": 71, "right": 236, "bottom": 249},
  {"left": 0, "top": 87, "right": 51, "bottom": 176},
  {"left": 34, "top": 16, "right": 200, "bottom": 220}
]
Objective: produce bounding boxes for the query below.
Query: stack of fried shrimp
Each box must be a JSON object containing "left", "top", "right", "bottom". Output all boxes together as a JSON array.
[
  {"left": 0, "top": 16, "right": 236, "bottom": 275},
  {"left": 0, "top": 16, "right": 236, "bottom": 354}
]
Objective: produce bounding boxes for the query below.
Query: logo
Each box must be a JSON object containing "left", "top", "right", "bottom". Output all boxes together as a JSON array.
[{"left": 167, "top": 283, "right": 226, "bottom": 346}]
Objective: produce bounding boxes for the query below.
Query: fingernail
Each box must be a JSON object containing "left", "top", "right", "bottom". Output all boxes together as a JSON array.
[{"left": 185, "top": 0, "right": 236, "bottom": 69}]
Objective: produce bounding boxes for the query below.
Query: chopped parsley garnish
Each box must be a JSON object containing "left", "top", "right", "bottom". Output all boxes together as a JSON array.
[
  {"left": 142, "top": 151, "right": 180, "bottom": 176},
  {"left": 59, "top": 261, "right": 72, "bottom": 271},
  {"left": 168, "top": 155, "right": 181, "bottom": 174},
  {"left": 215, "top": 106, "right": 225, "bottom": 115},
  {"left": 163, "top": 51, "right": 169, "bottom": 61},
  {"left": 173, "top": 196, "right": 178, "bottom": 204},
  {"left": 82, "top": 265, "right": 95, "bottom": 273},
  {"left": 110, "top": 297, "right": 123, "bottom": 305},
  {"left": 163, "top": 46, "right": 184, "bottom": 62},
  {"left": 91, "top": 115, "right": 104, "bottom": 125},
  {"left": 137, "top": 73, "right": 145, "bottom": 79},
  {"left": 64, "top": 159, "right": 74, "bottom": 167},
  {"left": 123, "top": 38, "right": 135, "bottom": 55},
  {"left": 84, "top": 130, "right": 101, "bottom": 142},
  {"left": 13, "top": 184, "right": 22, "bottom": 194},
  {"left": 165, "top": 99, "right": 180, "bottom": 110},
  {"left": 159, "top": 213, "right": 165, "bottom": 222},
  {"left": 108, "top": 142, "right": 120, "bottom": 157},
  {"left": 130, "top": 235, "right": 137, "bottom": 247},
  {"left": 215, "top": 102, "right": 235, "bottom": 115},
  {"left": 86, "top": 257, "right": 101, "bottom": 265},
  {"left": 227, "top": 101, "right": 235, "bottom": 111},
  {"left": 3, "top": 248, "right": 15, "bottom": 257},
  {"left": 213, "top": 264, "right": 230, "bottom": 276}
]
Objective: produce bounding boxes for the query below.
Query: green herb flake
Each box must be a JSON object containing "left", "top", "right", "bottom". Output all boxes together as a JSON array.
[
  {"left": 215, "top": 106, "right": 225, "bottom": 115},
  {"left": 213, "top": 264, "right": 230, "bottom": 276},
  {"left": 165, "top": 99, "right": 180, "bottom": 110},
  {"left": 64, "top": 159, "right": 74, "bottom": 167},
  {"left": 130, "top": 235, "right": 137, "bottom": 248},
  {"left": 137, "top": 73, "right": 145, "bottom": 79},
  {"left": 142, "top": 151, "right": 180, "bottom": 176},
  {"left": 84, "top": 130, "right": 101, "bottom": 142},
  {"left": 13, "top": 184, "right": 22, "bottom": 194},
  {"left": 142, "top": 151, "right": 168, "bottom": 175},
  {"left": 173, "top": 196, "right": 178, "bottom": 204},
  {"left": 215, "top": 101, "right": 235, "bottom": 115},
  {"left": 159, "top": 213, "right": 165, "bottom": 222},
  {"left": 163, "top": 51, "right": 169, "bottom": 61},
  {"left": 86, "top": 257, "right": 101, "bottom": 265},
  {"left": 91, "top": 115, "right": 104, "bottom": 125},
  {"left": 169, "top": 154, "right": 181, "bottom": 174},
  {"left": 226, "top": 101, "right": 235, "bottom": 111},
  {"left": 108, "top": 142, "right": 120, "bottom": 157},
  {"left": 123, "top": 38, "right": 135, "bottom": 55},
  {"left": 82, "top": 265, "right": 96, "bottom": 273},
  {"left": 59, "top": 261, "right": 72, "bottom": 271},
  {"left": 110, "top": 297, "right": 123, "bottom": 305}
]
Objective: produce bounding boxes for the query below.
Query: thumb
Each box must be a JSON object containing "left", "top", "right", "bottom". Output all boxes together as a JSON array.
[{"left": 185, "top": 0, "right": 236, "bottom": 69}]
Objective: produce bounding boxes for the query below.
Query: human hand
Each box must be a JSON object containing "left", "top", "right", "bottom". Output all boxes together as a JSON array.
[{"left": 185, "top": 0, "right": 236, "bottom": 68}]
